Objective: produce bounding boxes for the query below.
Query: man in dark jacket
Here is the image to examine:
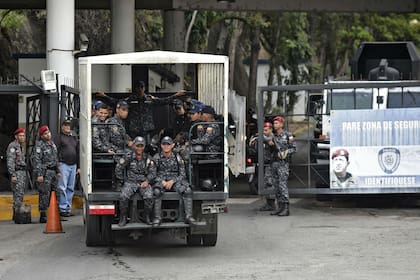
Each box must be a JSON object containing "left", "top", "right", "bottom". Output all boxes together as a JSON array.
[{"left": 55, "top": 119, "right": 79, "bottom": 217}]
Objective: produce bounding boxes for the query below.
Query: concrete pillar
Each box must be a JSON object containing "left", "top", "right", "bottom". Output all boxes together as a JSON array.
[
  {"left": 163, "top": 10, "right": 185, "bottom": 91},
  {"left": 46, "top": 0, "right": 75, "bottom": 136},
  {"left": 111, "top": 0, "right": 135, "bottom": 92}
]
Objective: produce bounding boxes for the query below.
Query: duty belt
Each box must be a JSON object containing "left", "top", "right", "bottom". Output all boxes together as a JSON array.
[
  {"left": 46, "top": 167, "right": 57, "bottom": 170},
  {"left": 15, "top": 166, "right": 26, "bottom": 171}
]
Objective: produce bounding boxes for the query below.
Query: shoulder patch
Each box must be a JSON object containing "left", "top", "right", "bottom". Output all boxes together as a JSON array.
[
  {"left": 119, "top": 158, "right": 126, "bottom": 165},
  {"left": 36, "top": 148, "right": 41, "bottom": 153},
  {"left": 9, "top": 148, "right": 15, "bottom": 153},
  {"left": 112, "top": 126, "right": 119, "bottom": 132}
]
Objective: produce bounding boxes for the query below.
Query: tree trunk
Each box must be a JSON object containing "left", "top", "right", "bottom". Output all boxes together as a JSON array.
[
  {"left": 227, "top": 19, "right": 243, "bottom": 89},
  {"left": 247, "top": 25, "right": 260, "bottom": 110}
]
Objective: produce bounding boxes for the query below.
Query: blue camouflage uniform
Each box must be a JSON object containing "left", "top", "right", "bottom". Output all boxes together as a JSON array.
[
  {"left": 152, "top": 146, "right": 195, "bottom": 225},
  {"left": 92, "top": 117, "right": 113, "bottom": 153},
  {"left": 32, "top": 139, "right": 61, "bottom": 213},
  {"left": 107, "top": 115, "right": 130, "bottom": 152},
  {"left": 190, "top": 122, "right": 222, "bottom": 153},
  {"left": 270, "top": 130, "right": 296, "bottom": 203},
  {"left": 6, "top": 140, "right": 26, "bottom": 212},
  {"left": 116, "top": 150, "right": 156, "bottom": 224},
  {"left": 126, "top": 94, "right": 176, "bottom": 142}
]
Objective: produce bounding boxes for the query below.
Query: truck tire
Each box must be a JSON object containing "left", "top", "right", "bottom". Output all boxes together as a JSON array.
[
  {"left": 100, "top": 215, "right": 113, "bottom": 246},
  {"left": 202, "top": 233, "right": 217, "bottom": 246},
  {"left": 84, "top": 200, "right": 113, "bottom": 246},
  {"left": 85, "top": 210, "right": 100, "bottom": 246},
  {"left": 186, "top": 233, "right": 202, "bottom": 246},
  {"left": 248, "top": 174, "right": 258, "bottom": 195}
]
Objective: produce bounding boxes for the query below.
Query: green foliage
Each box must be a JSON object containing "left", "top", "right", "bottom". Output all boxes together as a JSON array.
[{"left": 0, "top": 10, "right": 26, "bottom": 29}]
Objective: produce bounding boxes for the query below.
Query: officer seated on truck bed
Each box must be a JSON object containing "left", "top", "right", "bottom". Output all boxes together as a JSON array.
[
  {"left": 116, "top": 136, "right": 156, "bottom": 227},
  {"left": 152, "top": 136, "right": 196, "bottom": 226}
]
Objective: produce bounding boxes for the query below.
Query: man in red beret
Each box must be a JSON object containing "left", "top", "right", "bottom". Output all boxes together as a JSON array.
[
  {"left": 6, "top": 128, "right": 26, "bottom": 223},
  {"left": 266, "top": 115, "right": 296, "bottom": 216},
  {"left": 32, "top": 125, "right": 61, "bottom": 223}
]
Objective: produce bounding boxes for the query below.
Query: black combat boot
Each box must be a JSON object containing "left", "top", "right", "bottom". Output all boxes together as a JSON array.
[
  {"left": 12, "top": 208, "right": 16, "bottom": 222},
  {"left": 277, "top": 202, "right": 289, "bottom": 216},
  {"left": 259, "top": 198, "right": 275, "bottom": 211},
  {"left": 39, "top": 211, "right": 47, "bottom": 223},
  {"left": 152, "top": 198, "right": 162, "bottom": 226},
  {"left": 270, "top": 201, "right": 284, "bottom": 216},
  {"left": 183, "top": 197, "right": 196, "bottom": 224},
  {"left": 143, "top": 199, "right": 153, "bottom": 225},
  {"left": 118, "top": 207, "right": 128, "bottom": 227}
]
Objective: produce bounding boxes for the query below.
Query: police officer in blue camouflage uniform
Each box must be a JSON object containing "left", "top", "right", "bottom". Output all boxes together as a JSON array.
[
  {"left": 152, "top": 136, "right": 196, "bottom": 226},
  {"left": 107, "top": 100, "right": 133, "bottom": 152},
  {"left": 32, "top": 126, "right": 61, "bottom": 223},
  {"left": 92, "top": 103, "right": 114, "bottom": 153},
  {"left": 126, "top": 80, "right": 186, "bottom": 144},
  {"left": 268, "top": 116, "right": 296, "bottom": 216},
  {"left": 116, "top": 136, "right": 156, "bottom": 227},
  {"left": 6, "top": 128, "right": 26, "bottom": 222},
  {"left": 189, "top": 105, "right": 222, "bottom": 154}
]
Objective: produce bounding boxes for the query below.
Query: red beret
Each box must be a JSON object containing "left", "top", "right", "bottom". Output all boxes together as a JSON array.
[
  {"left": 38, "top": 125, "right": 50, "bottom": 136},
  {"left": 332, "top": 148, "right": 349, "bottom": 159},
  {"left": 273, "top": 116, "right": 284, "bottom": 123},
  {"left": 263, "top": 122, "right": 273, "bottom": 128},
  {"left": 14, "top": 128, "right": 25, "bottom": 135}
]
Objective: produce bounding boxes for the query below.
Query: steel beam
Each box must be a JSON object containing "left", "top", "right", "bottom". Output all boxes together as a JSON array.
[{"left": 1, "top": 0, "right": 420, "bottom": 12}]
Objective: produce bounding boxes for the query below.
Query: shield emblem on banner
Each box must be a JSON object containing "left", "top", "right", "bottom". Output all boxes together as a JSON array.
[{"left": 378, "top": 147, "right": 400, "bottom": 174}]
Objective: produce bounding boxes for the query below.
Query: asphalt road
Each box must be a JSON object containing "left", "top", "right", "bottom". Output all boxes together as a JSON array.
[{"left": 1, "top": 178, "right": 420, "bottom": 280}]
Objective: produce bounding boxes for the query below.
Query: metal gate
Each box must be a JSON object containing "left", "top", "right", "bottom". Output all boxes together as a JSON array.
[{"left": 256, "top": 81, "right": 420, "bottom": 196}]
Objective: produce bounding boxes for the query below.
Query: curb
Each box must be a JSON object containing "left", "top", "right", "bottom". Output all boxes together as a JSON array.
[{"left": 0, "top": 194, "right": 83, "bottom": 221}]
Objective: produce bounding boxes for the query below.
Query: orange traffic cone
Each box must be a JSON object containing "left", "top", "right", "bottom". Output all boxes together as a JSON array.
[{"left": 44, "top": 191, "right": 65, "bottom": 234}]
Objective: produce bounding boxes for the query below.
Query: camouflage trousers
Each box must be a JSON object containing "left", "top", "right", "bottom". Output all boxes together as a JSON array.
[
  {"left": 271, "top": 161, "right": 289, "bottom": 203},
  {"left": 37, "top": 170, "right": 60, "bottom": 212},
  {"left": 154, "top": 180, "right": 192, "bottom": 198},
  {"left": 11, "top": 170, "right": 26, "bottom": 210},
  {"left": 119, "top": 182, "right": 153, "bottom": 209}
]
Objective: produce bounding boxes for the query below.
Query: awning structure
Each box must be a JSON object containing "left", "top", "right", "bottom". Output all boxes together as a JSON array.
[{"left": 1, "top": 0, "right": 419, "bottom": 12}]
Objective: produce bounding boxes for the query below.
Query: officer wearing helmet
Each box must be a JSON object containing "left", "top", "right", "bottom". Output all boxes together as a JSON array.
[
  {"left": 331, "top": 148, "right": 358, "bottom": 188},
  {"left": 267, "top": 116, "right": 296, "bottom": 217},
  {"left": 6, "top": 128, "right": 26, "bottom": 222},
  {"left": 152, "top": 136, "right": 196, "bottom": 226},
  {"left": 115, "top": 136, "right": 156, "bottom": 226}
]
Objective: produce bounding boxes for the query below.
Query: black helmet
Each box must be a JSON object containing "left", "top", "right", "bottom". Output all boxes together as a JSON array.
[{"left": 200, "top": 178, "right": 215, "bottom": 191}]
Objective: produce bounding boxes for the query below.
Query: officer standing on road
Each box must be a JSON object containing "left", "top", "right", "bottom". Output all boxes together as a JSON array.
[
  {"left": 32, "top": 125, "right": 61, "bottom": 223},
  {"left": 152, "top": 136, "right": 196, "bottom": 226},
  {"left": 250, "top": 122, "right": 276, "bottom": 211},
  {"left": 268, "top": 116, "right": 296, "bottom": 216},
  {"left": 6, "top": 128, "right": 26, "bottom": 222},
  {"left": 116, "top": 136, "right": 156, "bottom": 227}
]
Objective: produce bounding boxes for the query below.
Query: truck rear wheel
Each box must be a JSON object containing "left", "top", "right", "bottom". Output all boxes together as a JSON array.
[
  {"left": 186, "top": 233, "right": 202, "bottom": 246},
  {"left": 84, "top": 200, "right": 113, "bottom": 246},
  {"left": 202, "top": 233, "right": 217, "bottom": 246}
]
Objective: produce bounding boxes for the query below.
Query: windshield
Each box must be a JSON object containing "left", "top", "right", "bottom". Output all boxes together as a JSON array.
[
  {"left": 327, "top": 89, "right": 373, "bottom": 113},
  {"left": 388, "top": 87, "right": 420, "bottom": 108}
]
